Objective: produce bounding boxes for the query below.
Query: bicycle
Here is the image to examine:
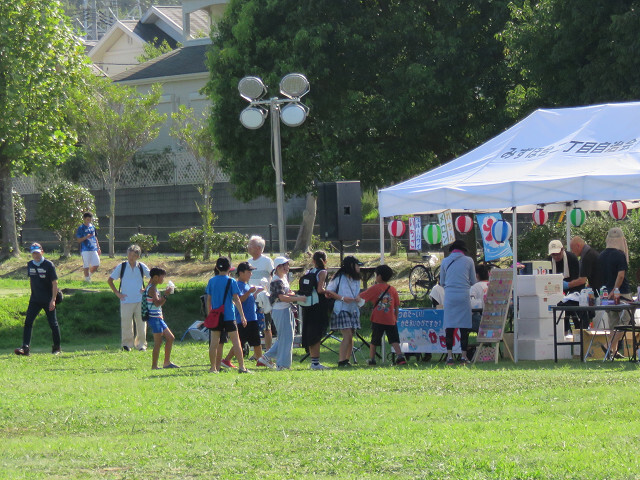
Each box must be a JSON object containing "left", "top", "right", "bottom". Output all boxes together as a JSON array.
[{"left": 408, "top": 252, "right": 440, "bottom": 300}]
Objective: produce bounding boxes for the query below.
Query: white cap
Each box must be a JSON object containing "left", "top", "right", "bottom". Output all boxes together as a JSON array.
[
  {"left": 548, "top": 240, "right": 563, "bottom": 255},
  {"left": 273, "top": 256, "right": 290, "bottom": 269}
]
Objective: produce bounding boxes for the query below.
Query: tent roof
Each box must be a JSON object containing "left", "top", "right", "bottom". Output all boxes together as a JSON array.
[{"left": 378, "top": 102, "right": 640, "bottom": 217}]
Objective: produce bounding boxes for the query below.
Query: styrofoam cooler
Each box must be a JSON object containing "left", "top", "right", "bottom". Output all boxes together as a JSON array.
[
  {"left": 518, "top": 315, "right": 565, "bottom": 338},
  {"left": 518, "top": 293, "right": 564, "bottom": 319},
  {"left": 517, "top": 337, "right": 572, "bottom": 360},
  {"left": 516, "top": 274, "right": 563, "bottom": 297}
]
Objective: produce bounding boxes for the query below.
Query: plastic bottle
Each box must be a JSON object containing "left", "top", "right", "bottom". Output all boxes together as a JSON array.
[
  {"left": 601, "top": 286, "right": 609, "bottom": 304},
  {"left": 587, "top": 288, "right": 595, "bottom": 307},
  {"left": 613, "top": 287, "right": 620, "bottom": 305}
]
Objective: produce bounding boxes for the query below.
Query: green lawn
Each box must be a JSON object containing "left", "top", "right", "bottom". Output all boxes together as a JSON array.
[{"left": 2, "top": 267, "right": 640, "bottom": 479}]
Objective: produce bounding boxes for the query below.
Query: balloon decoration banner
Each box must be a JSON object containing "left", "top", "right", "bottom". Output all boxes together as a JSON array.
[
  {"left": 477, "top": 213, "right": 513, "bottom": 261},
  {"left": 437, "top": 210, "right": 456, "bottom": 246},
  {"left": 409, "top": 216, "right": 422, "bottom": 251}
]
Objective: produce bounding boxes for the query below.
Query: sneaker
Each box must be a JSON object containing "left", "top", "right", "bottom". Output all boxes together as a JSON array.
[
  {"left": 122, "top": 346, "right": 131, "bottom": 352},
  {"left": 276, "top": 366, "right": 290, "bottom": 371},
  {"left": 310, "top": 363, "right": 328, "bottom": 370},
  {"left": 337, "top": 361, "right": 352, "bottom": 368},
  {"left": 52, "top": 346, "right": 62, "bottom": 355},
  {"left": 238, "top": 368, "right": 253, "bottom": 374},
  {"left": 84, "top": 276, "right": 91, "bottom": 283},
  {"left": 459, "top": 357, "right": 472, "bottom": 365},
  {"left": 221, "top": 359, "right": 236, "bottom": 369},
  {"left": 445, "top": 357, "right": 456, "bottom": 365},
  {"left": 395, "top": 356, "right": 407, "bottom": 366},
  {"left": 14, "top": 346, "right": 30, "bottom": 356},
  {"left": 257, "top": 356, "right": 275, "bottom": 369},
  {"left": 366, "top": 358, "right": 377, "bottom": 366},
  {"left": 137, "top": 346, "right": 147, "bottom": 352},
  {"left": 248, "top": 355, "right": 256, "bottom": 361}
]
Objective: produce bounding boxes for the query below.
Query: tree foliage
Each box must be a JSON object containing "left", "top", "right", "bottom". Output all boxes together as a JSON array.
[
  {"left": 501, "top": 0, "right": 640, "bottom": 117},
  {"left": 170, "top": 105, "right": 219, "bottom": 260},
  {"left": 36, "top": 181, "right": 97, "bottom": 257},
  {"left": 0, "top": 0, "right": 88, "bottom": 256},
  {"left": 206, "top": 0, "right": 513, "bottom": 202},
  {"left": 136, "top": 38, "right": 178, "bottom": 63},
  {"left": 0, "top": 190, "right": 26, "bottom": 241},
  {"left": 74, "top": 76, "right": 165, "bottom": 257}
]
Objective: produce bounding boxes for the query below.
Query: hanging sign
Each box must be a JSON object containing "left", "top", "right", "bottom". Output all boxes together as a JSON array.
[
  {"left": 477, "top": 213, "right": 513, "bottom": 261},
  {"left": 437, "top": 210, "right": 456, "bottom": 246},
  {"left": 409, "top": 216, "right": 422, "bottom": 251}
]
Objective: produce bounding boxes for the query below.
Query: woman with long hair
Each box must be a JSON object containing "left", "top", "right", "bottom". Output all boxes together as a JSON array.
[{"left": 325, "top": 256, "right": 363, "bottom": 367}]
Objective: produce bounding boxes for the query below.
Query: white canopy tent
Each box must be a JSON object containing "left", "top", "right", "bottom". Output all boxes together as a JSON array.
[{"left": 378, "top": 101, "right": 640, "bottom": 361}]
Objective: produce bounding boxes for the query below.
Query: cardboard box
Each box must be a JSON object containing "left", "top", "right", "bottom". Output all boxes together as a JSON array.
[
  {"left": 518, "top": 293, "right": 564, "bottom": 319},
  {"left": 577, "top": 330, "right": 639, "bottom": 360},
  {"left": 516, "top": 274, "right": 563, "bottom": 297}
]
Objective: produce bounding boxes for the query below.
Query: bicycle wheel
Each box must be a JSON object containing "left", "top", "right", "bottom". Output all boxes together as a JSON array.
[{"left": 409, "top": 265, "right": 432, "bottom": 299}]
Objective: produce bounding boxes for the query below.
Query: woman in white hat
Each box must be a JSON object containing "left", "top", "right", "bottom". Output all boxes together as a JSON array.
[{"left": 259, "top": 257, "right": 306, "bottom": 370}]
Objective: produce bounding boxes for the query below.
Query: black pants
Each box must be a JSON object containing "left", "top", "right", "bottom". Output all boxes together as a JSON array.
[
  {"left": 23, "top": 300, "right": 61, "bottom": 348},
  {"left": 445, "top": 327, "right": 470, "bottom": 351}
]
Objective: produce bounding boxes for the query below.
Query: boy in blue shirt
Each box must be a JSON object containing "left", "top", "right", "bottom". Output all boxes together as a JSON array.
[
  {"left": 76, "top": 212, "right": 101, "bottom": 282},
  {"left": 221, "top": 262, "right": 267, "bottom": 368},
  {"left": 205, "top": 258, "right": 250, "bottom": 373},
  {"left": 146, "top": 267, "right": 179, "bottom": 370}
]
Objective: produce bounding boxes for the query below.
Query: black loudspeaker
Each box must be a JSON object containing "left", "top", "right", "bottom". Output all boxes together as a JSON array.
[{"left": 317, "top": 181, "right": 362, "bottom": 241}]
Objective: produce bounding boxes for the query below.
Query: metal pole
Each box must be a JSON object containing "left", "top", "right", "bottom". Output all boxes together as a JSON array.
[
  {"left": 271, "top": 98, "right": 286, "bottom": 254},
  {"left": 512, "top": 208, "right": 518, "bottom": 363}
]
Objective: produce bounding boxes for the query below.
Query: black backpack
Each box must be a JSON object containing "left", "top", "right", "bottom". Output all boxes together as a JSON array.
[{"left": 298, "top": 268, "right": 318, "bottom": 296}]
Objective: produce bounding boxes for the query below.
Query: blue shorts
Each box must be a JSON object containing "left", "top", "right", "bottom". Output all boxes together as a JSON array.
[
  {"left": 148, "top": 316, "right": 168, "bottom": 334},
  {"left": 256, "top": 311, "right": 266, "bottom": 330}
]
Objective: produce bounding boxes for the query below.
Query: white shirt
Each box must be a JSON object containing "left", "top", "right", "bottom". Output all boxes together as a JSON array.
[
  {"left": 469, "top": 281, "right": 489, "bottom": 309},
  {"left": 248, "top": 255, "right": 274, "bottom": 286},
  {"left": 109, "top": 261, "right": 151, "bottom": 304}
]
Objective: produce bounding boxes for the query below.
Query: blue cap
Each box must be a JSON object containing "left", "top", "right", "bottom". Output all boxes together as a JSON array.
[{"left": 30, "top": 243, "right": 43, "bottom": 253}]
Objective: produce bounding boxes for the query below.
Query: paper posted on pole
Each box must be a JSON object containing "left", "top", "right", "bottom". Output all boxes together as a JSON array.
[
  {"left": 409, "top": 216, "right": 421, "bottom": 251},
  {"left": 438, "top": 210, "right": 456, "bottom": 246}
]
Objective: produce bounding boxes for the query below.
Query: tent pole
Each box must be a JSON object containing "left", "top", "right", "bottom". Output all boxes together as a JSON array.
[
  {"left": 512, "top": 208, "right": 518, "bottom": 363},
  {"left": 565, "top": 204, "right": 572, "bottom": 247},
  {"left": 379, "top": 213, "right": 385, "bottom": 265}
]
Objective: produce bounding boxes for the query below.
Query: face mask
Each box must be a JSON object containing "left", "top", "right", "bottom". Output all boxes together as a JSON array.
[{"left": 32, "top": 256, "right": 45, "bottom": 266}]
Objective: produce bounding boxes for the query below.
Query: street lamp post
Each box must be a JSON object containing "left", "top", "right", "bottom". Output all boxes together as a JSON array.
[{"left": 238, "top": 74, "right": 310, "bottom": 254}]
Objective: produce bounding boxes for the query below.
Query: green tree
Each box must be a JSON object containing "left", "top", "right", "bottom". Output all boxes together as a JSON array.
[
  {"left": 170, "top": 106, "right": 219, "bottom": 260},
  {"left": 0, "top": 190, "right": 26, "bottom": 242},
  {"left": 75, "top": 77, "right": 165, "bottom": 257},
  {"left": 0, "top": 0, "right": 87, "bottom": 257},
  {"left": 136, "top": 38, "right": 178, "bottom": 63},
  {"left": 36, "top": 181, "right": 97, "bottom": 257},
  {"left": 206, "top": 0, "right": 512, "bottom": 199},
  {"left": 501, "top": 0, "right": 640, "bottom": 117}
]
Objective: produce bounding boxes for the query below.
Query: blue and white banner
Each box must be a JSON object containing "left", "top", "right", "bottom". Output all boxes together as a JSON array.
[
  {"left": 397, "top": 308, "right": 461, "bottom": 354},
  {"left": 476, "top": 213, "right": 513, "bottom": 261}
]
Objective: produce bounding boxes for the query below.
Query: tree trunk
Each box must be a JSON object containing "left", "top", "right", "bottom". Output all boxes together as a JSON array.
[
  {"left": 292, "top": 192, "right": 316, "bottom": 256},
  {"left": 390, "top": 236, "right": 399, "bottom": 256},
  {"left": 0, "top": 159, "right": 20, "bottom": 257},
  {"left": 108, "top": 178, "right": 116, "bottom": 257}
]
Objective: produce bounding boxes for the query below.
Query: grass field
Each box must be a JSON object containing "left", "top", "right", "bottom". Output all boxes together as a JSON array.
[{"left": 2, "top": 253, "right": 640, "bottom": 479}]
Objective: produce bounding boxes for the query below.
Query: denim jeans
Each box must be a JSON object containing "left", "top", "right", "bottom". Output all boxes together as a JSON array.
[{"left": 265, "top": 307, "right": 295, "bottom": 368}]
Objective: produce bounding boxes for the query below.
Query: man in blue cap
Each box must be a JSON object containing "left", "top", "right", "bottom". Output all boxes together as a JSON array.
[{"left": 14, "top": 243, "right": 62, "bottom": 356}]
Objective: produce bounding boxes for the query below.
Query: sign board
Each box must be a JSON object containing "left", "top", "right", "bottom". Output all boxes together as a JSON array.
[
  {"left": 398, "top": 308, "right": 461, "bottom": 354},
  {"left": 477, "top": 268, "right": 513, "bottom": 343},
  {"left": 476, "top": 213, "right": 513, "bottom": 261},
  {"left": 409, "top": 216, "right": 421, "bottom": 251},
  {"left": 437, "top": 210, "right": 456, "bottom": 246}
]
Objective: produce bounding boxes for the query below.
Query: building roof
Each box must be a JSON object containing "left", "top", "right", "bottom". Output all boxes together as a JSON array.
[
  {"left": 111, "top": 44, "right": 209, "bottom": 82},
  {"left": 148, "top": 6, "right": 211, "bottom": 38},
  {"left": 120, "top": 19, "right": 180, "bottom": 48}
]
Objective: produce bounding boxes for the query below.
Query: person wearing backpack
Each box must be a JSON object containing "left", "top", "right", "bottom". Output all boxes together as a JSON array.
[
  {"left": 107, "top": 245, "right": 150, "bottom": 352},
  {"left": 357, "top": 265, "right": 406, "bottom": 366},
  {"left": 145, "top": 267, "right": 178, "bottom": 369},
  {"left": 300, "top": 251, "right": 330, "bottom": 370}
]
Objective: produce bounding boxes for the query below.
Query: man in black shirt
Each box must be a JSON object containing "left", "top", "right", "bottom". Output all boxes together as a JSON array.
[
  {"left": 14, "top": 243, "right": 61, "bottom": 356},
  {"left": 569, "top": 236, "right": 602, "bottom": 329},
  {"left": 549, "top": 239, "right": 580, "bottom": 334}
]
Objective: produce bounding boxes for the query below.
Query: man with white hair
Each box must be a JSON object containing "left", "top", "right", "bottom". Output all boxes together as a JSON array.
[{"left": 247, "top": 235, "right": 275, "bottom": 352}]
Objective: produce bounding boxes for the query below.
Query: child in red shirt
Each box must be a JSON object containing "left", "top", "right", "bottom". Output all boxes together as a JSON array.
[{"left": 357, "top": 265, "right": 406, "bottom": 365}]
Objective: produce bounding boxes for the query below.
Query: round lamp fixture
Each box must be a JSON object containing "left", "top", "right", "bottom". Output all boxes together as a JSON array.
[
  {"left": 491, "top": 219, "right": 512, "bottom": 244},
  {"left": 423, "top": 224, "right": 442, "bottom": 245},
  {"left": 609, "top": 201, "right": 627, "bottom": 220},
  {"left": 455, "top": 215, "right": 473, "bottom": 234},
  {"left": 532, "top": 208, "right": 548, "bottom": 226},
  {"left": 238, "top": 76, "right": 267, "bottom": 101},
  {"left": 279, "top": 73, "right": 310, "bottom": 99},
  {"left": 388, "top": 220, "right": 406, "bottom": 237},
  {"left": 569, "top": 207, "right": 586, "bottom": 227},
  {"left": 239, "top": 107, "right": 267, "bottom": 129},
  {"left": 280, "top": 103, "right": 308, "bottom": 127}
]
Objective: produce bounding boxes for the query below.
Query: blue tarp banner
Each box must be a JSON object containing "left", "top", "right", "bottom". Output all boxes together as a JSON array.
[{"left": 476, "top": 213, "right": 513, "bottom": 261}]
